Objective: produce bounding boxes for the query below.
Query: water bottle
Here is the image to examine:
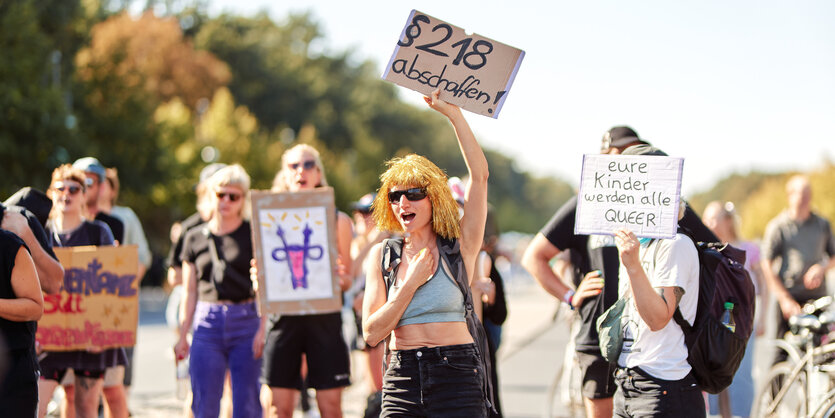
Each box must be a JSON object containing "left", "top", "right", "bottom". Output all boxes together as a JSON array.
[
  {"left": 721, "top": 302, "right": 736, "bottom": 333},
  {"left": 176, "top": 357, "right": 190, "bottom": 400}
]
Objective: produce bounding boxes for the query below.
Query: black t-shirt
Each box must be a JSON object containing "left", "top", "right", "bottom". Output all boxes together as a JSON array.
[
  {"left": 0, "top": 203, "right": 57, "bottom": 261},
  {"left": 0, "top": 230, "right": 36, "bottom": 351},
  {"left": 182, "top": 221, "right": 254, "bottom": 302},
  {"left": 95, "top": 212, "right": 124, "bottom": 244},
  {"left": 540, "top": 196, "right": 717, "bottom": 352},
  {"left": 166, "top": 212, "right": 205, "bottom": 269}
]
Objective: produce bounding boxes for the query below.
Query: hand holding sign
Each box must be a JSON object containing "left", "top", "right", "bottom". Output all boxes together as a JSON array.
[{"left": 383, "top": 10, "right": 524, "bottom": 118}]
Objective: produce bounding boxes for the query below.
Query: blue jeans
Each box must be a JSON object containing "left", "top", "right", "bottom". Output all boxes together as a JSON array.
[
  {"left": 382, "top": 344, "right": 487, "bottom": 417},
  {"left": 190, "top": 301, "right": 262, "bottom": 418},
  {"left": 614, "top": 367, "right": 704, "bottom": 418}
]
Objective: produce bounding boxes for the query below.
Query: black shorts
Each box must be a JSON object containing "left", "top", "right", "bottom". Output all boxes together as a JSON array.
[
  {"left": 262, "top": 312, "right": 351, "bottom": 390},
  {"left": 576, "top": 351, "right": 616, "bottom": 399},
  {"left": 40, "top": 366, "right": 106, "bottom": 382}
]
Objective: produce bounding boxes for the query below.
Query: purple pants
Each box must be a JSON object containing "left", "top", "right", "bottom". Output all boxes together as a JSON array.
[{"left": 190, "top": 301, "right": 262, "bottom": 418}]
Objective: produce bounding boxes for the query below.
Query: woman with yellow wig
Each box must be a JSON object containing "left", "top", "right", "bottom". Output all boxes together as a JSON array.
[{"left": 362, "top": 89, "right": 492, "bottom": 417}]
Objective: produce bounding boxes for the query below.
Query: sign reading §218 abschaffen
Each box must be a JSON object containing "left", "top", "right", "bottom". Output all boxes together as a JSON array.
[{"left": 383, "top": 10, "right": 525, "bottom": 118}]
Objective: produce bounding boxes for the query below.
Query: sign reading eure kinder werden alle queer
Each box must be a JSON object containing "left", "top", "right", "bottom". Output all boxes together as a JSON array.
[
  {"left": 37, "top": 245, "right": 139, "bottom": 351},
  {"left": 575, "top": 155, "right": 684, "bottom": 239},
  {"left": 383, "top": 10, "right": 525, "bottom": 118}
]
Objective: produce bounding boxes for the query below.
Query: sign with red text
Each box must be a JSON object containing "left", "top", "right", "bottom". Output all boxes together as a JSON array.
[
  {"left": 383, "top": 10, "right": 525, "bottom": 118},
  {"left": 575, "top": 155, "right": 684, "bottom": 239},
  {"left": 251, "top": 188, "right": 341, "bottom": 316},
  {"left": 36, "top": 245, "right": 139, "bottom": 351}
]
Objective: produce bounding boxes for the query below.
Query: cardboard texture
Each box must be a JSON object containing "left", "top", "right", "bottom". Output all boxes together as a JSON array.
[
  {"left": 36, "top": 245, "right": 139, "bottom": 351},
  {"left": 251, "top": 188, "right": 341, "bottom": 315},
  {"left": 575, "top": 154, "right": 684, "bottom": 239},
  {"left": 383, "top": 9, "right": 525, "bottom": 118}
]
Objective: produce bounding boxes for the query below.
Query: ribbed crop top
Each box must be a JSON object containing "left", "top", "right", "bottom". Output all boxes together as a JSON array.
[{"left": 390, "top": 260, "right": 465, "bottom": 327}]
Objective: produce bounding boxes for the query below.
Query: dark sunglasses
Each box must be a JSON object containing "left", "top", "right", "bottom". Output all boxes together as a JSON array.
[
  {"left": 388, "top": 188, "right": 427, "bottom": 203},
  {"left": 288, "top": 160, "right": 317, "bottom": 171},
  {"left": 216, "top": 192, "right": 242, "bottom": 202},
  {"left": 55, "top": 185, "right": 82, "bottom": 195}
]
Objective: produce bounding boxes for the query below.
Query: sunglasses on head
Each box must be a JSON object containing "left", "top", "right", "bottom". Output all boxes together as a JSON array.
[
  {"left": 54, "top": 184, "right": 82, "bottom": 195},
  {"left": 288, "top": 160, "right": 317, "bottom": 171},
  {"left": 216, "top": 191, "right": 242, "bottom": 202},
  {"left": 388, "top": 188, "right": 427, "bottom": 203}
]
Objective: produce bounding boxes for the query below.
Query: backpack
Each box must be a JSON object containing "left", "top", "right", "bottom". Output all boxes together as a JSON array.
[
  {"left": 672, "top": 230, "right": 756, "bottom": 394},
  {"left": 380, "top": 236, "right": 496, "bottom": 413}
]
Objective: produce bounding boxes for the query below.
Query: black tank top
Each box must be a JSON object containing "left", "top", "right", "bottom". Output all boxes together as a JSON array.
[{"left": 0, "top": 230, "right": 37, "bottom": 351}]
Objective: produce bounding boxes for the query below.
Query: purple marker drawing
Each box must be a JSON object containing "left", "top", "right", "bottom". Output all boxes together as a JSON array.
[{"left": 271, "top": 223, "right": 324, "bottom": 289}]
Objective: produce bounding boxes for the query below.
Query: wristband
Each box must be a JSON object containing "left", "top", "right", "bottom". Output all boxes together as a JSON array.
[{"left": 563, "top": 289, "right": 576, "bottom": 310}]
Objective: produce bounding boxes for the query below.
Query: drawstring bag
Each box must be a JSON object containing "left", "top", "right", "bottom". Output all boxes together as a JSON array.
[{"left": 596, "top": 296, "right": 629, "bottom": 363}]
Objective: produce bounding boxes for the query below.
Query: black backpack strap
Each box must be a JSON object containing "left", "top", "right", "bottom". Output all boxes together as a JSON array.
[{"left": 380, "top": 237, "right": 404, "bottom": 295}]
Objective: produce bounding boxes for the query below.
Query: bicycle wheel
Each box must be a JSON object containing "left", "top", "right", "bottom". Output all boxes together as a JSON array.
[
  {"left": 811, "top": 387, "right": 835, "bottom": 418},
  {"left": 752, "top": 361, "right": 807, "bottom": 418}
]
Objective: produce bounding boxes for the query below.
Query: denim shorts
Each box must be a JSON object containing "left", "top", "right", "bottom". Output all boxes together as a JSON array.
[
  {"left": 382, "top": 343, "right": 487, "bottom": 417},
  {"left": 613, "top": 367, "right": 704, "bottom": 418}
]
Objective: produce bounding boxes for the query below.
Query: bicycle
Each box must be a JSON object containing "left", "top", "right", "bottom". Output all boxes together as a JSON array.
[{"left": 752, "top": 296, "right": 835, "bottom": 418}]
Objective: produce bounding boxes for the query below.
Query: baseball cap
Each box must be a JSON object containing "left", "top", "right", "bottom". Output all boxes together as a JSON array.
[
  {"left": 72, "top": 157, "right": 107, "bottom": 183},
  {"left": 351, "top": 193, "right": 376, "bottom": 213},
  {"left": 601, "top": 126, "right": 646, "bottom": 151},
  {"left": 4, "top": 187, "right": 52, "bottom": 228}
]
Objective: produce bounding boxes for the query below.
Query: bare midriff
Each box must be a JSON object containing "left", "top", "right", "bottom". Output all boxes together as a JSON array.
[{"left": 389, "top": 321, "right": 473, "bottom": 350}]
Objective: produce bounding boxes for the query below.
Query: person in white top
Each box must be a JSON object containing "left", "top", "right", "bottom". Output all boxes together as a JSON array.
[{"left": 612, "top": 201, "right": 703, "bottom": 417}]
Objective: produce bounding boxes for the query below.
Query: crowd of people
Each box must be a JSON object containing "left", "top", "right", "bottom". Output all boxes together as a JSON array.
[{"left": 1, "top": 90, "right": 834, "bottom": 418}]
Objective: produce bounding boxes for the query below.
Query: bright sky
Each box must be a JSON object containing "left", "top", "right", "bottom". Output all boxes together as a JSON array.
[{"left": 207, "top": 0, "right": 835, "bottom": 196}]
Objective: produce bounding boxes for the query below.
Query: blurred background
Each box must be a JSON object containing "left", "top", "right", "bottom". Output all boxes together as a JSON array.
[{"left": 2, "top": 0, "right": 834, "bottom": 288}]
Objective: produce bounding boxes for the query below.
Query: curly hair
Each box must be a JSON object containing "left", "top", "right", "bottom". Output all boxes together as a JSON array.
[
  {"left": 47, "top": 164, "right": 89, "bottom": 220},
  {"left": 372, "top": 154, "right": 460, "bottom": 239}
]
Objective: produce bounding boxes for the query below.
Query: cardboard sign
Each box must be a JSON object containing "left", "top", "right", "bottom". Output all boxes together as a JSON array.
[
  {"left": 383, "top": 9, "right": 525, "bottom": 118},
  {"left": 251, "top": 188, "right": 341, "bottom": 315},
  {"left": 36, "top": 245, "right": 139, "bottom": 351},
  {"left": 575, "top": 155, "right": 684, "bottom": 239}
]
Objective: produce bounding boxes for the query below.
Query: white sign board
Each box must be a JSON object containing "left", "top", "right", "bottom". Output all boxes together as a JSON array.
[
  {"left": 575, "top": 154, "right": 684, "bottom": 239},
  {"left": 382, "top": 10, "right": 525, "bottom": 118}
]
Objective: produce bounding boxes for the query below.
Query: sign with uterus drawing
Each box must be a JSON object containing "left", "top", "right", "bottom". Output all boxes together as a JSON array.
[{"left": 251, "top": 188, "right": 341, "bottom": 315}]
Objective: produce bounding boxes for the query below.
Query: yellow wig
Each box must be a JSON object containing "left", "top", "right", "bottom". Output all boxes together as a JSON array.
[{"left": 372, "top": 154, "right": 461, "bottom": 239}]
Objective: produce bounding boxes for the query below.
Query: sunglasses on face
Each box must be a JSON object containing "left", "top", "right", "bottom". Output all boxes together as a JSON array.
[
  {"left": 54, "top": 184, "right": 82, "bottom": 195},
  {"left": 216, "top": 191, "right": 242, "bottom": 202},
  {"left": 288, "top": 160, "right": 316, "bottom": 171},
  {"left": 388, "top": 188, "right": 427, "bottom": 203}
]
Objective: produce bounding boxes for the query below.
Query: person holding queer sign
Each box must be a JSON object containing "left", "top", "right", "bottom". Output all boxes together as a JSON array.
[
  {"left": 38, "top": 164, "right": 126, "bottom": 418},
  {"left": 362, "top": 89, "right": 494, "bottom": 416},
  {"left": 260, "top": 144, "right": 354, "bottom": 418},
  {"left": 173, "top": 164, "right": 264, "bottom": 418}
]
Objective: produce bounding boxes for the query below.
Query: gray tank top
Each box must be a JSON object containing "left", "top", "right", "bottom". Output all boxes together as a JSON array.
[{"left": 390, "top": 259, "right": 465, "bottom": 327}]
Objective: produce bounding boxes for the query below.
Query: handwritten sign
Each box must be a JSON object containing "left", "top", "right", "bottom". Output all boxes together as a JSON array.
[
  {"left": 251, "top": 188, "right": 341, "bottom": 315},
  {"left": 575, "top": 155, "right": 684, "bottom": 239},
  {"left": 36, "top": 245, "right": 139, "bottom": 351},
  {"left": 383, "top": 10, "right": 525, "bottom": 118}
]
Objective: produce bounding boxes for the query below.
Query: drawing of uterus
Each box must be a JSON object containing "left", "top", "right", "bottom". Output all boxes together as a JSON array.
[{"left": 271, "top": 223, "right": 324, "bottom": 289}]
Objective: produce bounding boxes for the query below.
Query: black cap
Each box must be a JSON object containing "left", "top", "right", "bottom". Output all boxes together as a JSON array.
[
  {"left": 4, "top": 187, "right": 52, "bottom": 228},
  {"left": 351, "top": 193, "right": 376, "bottom": 213},
  {"left": 601, "top": 126, "right": 646, "bottom": 151}
]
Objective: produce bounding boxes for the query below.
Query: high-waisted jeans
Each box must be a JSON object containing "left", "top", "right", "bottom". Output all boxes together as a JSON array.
[
  {"left": 190, "top": 301, "right": 262, "bottom": 418},
  {"left": 381, "top": 343, "right": 487, "bottom": 417}
]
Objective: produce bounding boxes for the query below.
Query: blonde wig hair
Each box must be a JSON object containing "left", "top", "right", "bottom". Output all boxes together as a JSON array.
[
  {"left": 47, "top": 164, "right": 89, "bottom": 220},
  {"left": 205, "top": 164, "right": 251, "bottom": 220},
  {"left": 372, "top": 154, "right": 460, "bottom": 239},
  {"left": 271, "top": 144, "right": 328, "bottom": 192}
]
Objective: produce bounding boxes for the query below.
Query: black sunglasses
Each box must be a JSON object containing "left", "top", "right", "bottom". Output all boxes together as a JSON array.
[
  {"left": 288, "top": 160, "right": 317, "bottom": 171},
  {"left": 216, "top": 192, "right": 242, "bottom": 202},
  {"left": 55, "top": 185, "right": 82, "bottom": 195},
  {"left": 388, "top": 188, "right": 427, "bottom": 203}
]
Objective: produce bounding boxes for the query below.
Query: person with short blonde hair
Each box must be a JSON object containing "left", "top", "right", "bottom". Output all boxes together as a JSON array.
[{"left": 174, "top": 164, "right": 264, "bottom": 418}]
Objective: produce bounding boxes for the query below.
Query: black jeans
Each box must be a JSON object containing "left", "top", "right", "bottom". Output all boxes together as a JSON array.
[
  {"left": 613, "top": 367, "right": 704, "bottom": 418},
  {"left": 382, "top": 343, "right": 487, "bottom": 417}
]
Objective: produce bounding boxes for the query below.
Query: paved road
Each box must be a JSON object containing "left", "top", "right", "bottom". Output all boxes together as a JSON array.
[{"left": 123, "top": 279, "right": 573, "bottom": 418}]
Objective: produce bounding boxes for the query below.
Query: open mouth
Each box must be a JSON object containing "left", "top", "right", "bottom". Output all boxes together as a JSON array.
[{"left": 400, "top": 212, "right": 416, "bottom": 222}]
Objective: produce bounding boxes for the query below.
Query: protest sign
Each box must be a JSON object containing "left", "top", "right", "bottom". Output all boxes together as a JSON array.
[
  {"left": 383, "top": 9, "right": 525, "bottom": 118},
  {"left": 36, "top": 245, "right": 139, "bottom": 351},
  {"left": 251, "top": 188, "right": 341, "bottom": 315},
  {"left": 575, "top": 155, "right": 684, "bottom": 239}
]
